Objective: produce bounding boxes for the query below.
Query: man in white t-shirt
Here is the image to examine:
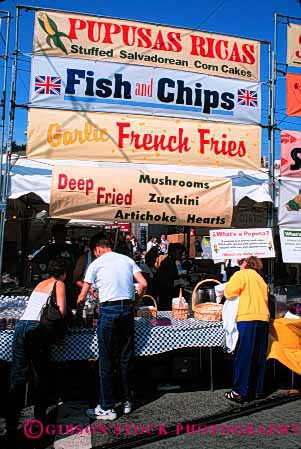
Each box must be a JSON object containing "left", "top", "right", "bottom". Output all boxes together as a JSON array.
[
  {"left": 159, "top": 234, "right": 169, "bottom": 255},
  {"left": 77, "top": 236, "right": 147, "bottom": 421}
]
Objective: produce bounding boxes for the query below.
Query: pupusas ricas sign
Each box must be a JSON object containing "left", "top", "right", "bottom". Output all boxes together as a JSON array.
[{"left": 34, "top": 11, "right": 260, "bottom": 81}]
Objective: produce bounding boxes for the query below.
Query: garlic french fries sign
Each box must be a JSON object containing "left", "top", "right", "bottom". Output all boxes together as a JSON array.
[
  {"left": 34, "top": 11, "right": 260, "bottom": 81},
  {"left": 50, "top": 166, "right": 233, "bottom": 227},
  {"left": 27, "top": 108, "right": 261, "bottom": 170}
]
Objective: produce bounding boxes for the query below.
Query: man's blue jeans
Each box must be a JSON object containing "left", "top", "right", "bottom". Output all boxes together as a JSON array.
[{"left": 97, "top": 302, "right": 134, "bottom": 410}]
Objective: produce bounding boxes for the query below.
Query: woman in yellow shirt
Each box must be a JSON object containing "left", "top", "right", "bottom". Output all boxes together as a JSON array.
[{"left": 224, "top": 256, "right": 269, "bottom": 403}]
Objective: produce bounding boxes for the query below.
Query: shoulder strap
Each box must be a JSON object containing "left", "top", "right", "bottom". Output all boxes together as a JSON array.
[{"left": 50, "top": 281, "right": 58, "bottom": 306}]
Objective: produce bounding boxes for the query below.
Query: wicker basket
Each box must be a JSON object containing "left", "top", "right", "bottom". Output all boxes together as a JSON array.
[
  {"left": 136, "top": 295, "right": 158, "bottom": 318},
  {"left": 192, "top": 279, "right": 223, "bottom": 321},
  {"left": 172, "top": 288, "right": 188, "bottom": 320}
]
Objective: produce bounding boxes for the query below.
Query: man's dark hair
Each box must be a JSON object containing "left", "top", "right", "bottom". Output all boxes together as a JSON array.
[
  {"left": 89, "top": 232, "right": 106, "bottom": 251},
  {"left": 89, "top": 234, "right": 113, "bottom": 251},
  {"left": 48, "top": 257, "right": 68, "bottom": 278}
]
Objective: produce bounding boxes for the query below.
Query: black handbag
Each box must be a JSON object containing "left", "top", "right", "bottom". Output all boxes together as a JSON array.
[{"left": 39, "top": 281, "right": 67, "bottom": 343}]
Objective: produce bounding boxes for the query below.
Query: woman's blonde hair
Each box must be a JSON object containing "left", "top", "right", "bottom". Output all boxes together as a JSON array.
[{"left": 244, "top": 256, "right": 263, "bottom": 272}]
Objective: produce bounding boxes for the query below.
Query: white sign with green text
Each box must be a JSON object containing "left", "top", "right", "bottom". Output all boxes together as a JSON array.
[{"left": 280, "top": 228, "right": 301, "bottom": 263}]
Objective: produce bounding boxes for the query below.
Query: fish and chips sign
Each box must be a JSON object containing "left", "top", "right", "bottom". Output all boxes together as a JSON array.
[
  {"left": 209, "top": 228, "right": 275, "bottom": 259},
  {"left": 34, "top": 11, "right": 260, "bottom": 81},
  {"left": 50, "top": 166, "right": 233, "bottom": 227},
  {"left": 30, "top": 57, "right": 261, "bottom": 124},
  {"left": 27, "top": 108, "right": 261, "bottom": 170}
]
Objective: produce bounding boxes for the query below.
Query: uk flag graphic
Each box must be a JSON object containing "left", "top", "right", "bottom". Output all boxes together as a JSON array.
[
  {"left": 237, "top": 89, "right": 258, "bottom": 107},
  {"left": 34, "top": 75, "right": 62, "bottom": 95}
]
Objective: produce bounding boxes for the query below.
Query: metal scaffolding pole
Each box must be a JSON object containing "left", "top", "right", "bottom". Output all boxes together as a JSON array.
[
  {"left": 0, "top": 9, "right": 18, "bottom": 280},
  {"left": 271, "top": 12, "right": 300, "bottom": 288},
  {"left": 267, "top": 40, "right": 272, "bottom": 289},
  {"left": 266, "top": 15, "right": 278, "bottom": 292},
  {"left": 0, "top": 11, "right": 10, "bottom": 197}
]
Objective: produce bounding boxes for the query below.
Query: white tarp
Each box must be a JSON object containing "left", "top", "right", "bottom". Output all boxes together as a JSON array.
[
  {"left": 278, "top": 179, "right": 301, "bottom": 228},
  {"left": 29, "top": 57, "right": 261, "bottom": 124},
  {"left": 9, "top": 156, "right": 272, "bottom": 206}
]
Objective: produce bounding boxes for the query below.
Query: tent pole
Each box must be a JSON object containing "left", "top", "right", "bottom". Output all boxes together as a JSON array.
[
  {"left": 0, "top": 12, "right": 10, "bottom": 195},
  {"left": 0, "top": 7, "right": 19, "bottom": 282},
  {"left": 267, "top": 15, "right": 277, "bottom": 293},
  {"left": 186, "top": 227, "right": 190, "bottom": 258}
]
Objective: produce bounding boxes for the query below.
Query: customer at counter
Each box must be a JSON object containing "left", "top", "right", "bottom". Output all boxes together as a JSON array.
[
  {"left": 7, "top": 258, "right": 67, "bottom": 443},
  {"left": 73, "top": 232, "right": 105, "bottom": 300},
  {"left": 77, "top": 236, "right": 147, "bottom": 420},
  {"left": 224, "top": 256, "right": 269, "bottom": 403},
  {"left": 140, "top": 247, "right": 158, "bottom": 296},
  {"left": 30, "top": 224, "right": 80, "bottom": 307},
  {"left": 154, "top": 243, "right": 185, "bottom": 311}
]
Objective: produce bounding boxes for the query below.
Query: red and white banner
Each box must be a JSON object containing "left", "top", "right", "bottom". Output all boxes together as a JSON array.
[
  {"left": 286, "top": 74, "right": 301, "bottom": 116},
  {"left": 33, "top": 10, "right": 260, "bottom": 81},
  {"left": 281, "top": 130, "right": 301, "bottom": 177},
  {"left": 287, "top": 23, "right": 301, "bottom": 67}
]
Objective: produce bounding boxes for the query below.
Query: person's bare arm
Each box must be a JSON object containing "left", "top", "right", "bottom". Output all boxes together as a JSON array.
[
  {"left": 73, "top": 254, "right": 98, "bottom": 299},
  {"left": 77, "top": 281, "right": 91, "bottom": 304},
  {"left": 134, "top": 271, "right": 147, "bottom": 297},
  {"left": 56, "top": 281, "right": 67, "bottom": 316},
  {"left": 73, "top": 254, "right": 86, "bottom": 288}
]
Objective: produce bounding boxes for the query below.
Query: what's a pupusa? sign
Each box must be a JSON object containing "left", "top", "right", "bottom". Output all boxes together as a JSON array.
[{"left": 210, "top": 228, "right": 275, "bottom": 259}]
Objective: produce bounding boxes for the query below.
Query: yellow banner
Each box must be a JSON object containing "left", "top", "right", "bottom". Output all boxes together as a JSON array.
[
  {"left": 34, "top": 10, "right": 260, "bottom": 81},
  {"left": 50, "top": 166, "right": 233, "bottom": 227},
  {"left": 27, "top": 109, "right": 261, "bottom": 170},
  {"left": 287, "top": 23, "right": 301, "bottom": 66}
]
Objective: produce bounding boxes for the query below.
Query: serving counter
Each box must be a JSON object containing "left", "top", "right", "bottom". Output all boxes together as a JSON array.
[
  {"left": 0, "top": 312, "right": 225, "bottom": 361},
  {"left": 0, "top": 311, "right": 225, "bottom": 390}
]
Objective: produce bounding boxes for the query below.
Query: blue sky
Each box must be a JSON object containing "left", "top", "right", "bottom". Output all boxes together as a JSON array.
[{"left": 1, "top": 0, "right": 301, "bottom": 158}]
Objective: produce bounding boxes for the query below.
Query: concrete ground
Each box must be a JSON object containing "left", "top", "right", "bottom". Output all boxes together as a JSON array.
[
  {"left": 1, "top": 350, "right": 300, "bottom": 448},
  {"left": 4, "top": 388, "right": 300, "bottom": 449},
  {"left": 140, "top": 399, "right": 301, "bottom": 449}
]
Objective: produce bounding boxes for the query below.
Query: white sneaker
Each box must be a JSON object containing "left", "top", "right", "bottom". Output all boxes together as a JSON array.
[
  {"left": 123, "top": 400, "right": 132, "bottom": 414},
  {"left": 86, "top": 405, "right": 117, "bottom": 420}
]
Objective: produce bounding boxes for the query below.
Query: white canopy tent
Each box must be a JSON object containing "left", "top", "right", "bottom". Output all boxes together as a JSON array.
[{"left": 8, "top": 156, "right": 272, "bottom": 206}]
